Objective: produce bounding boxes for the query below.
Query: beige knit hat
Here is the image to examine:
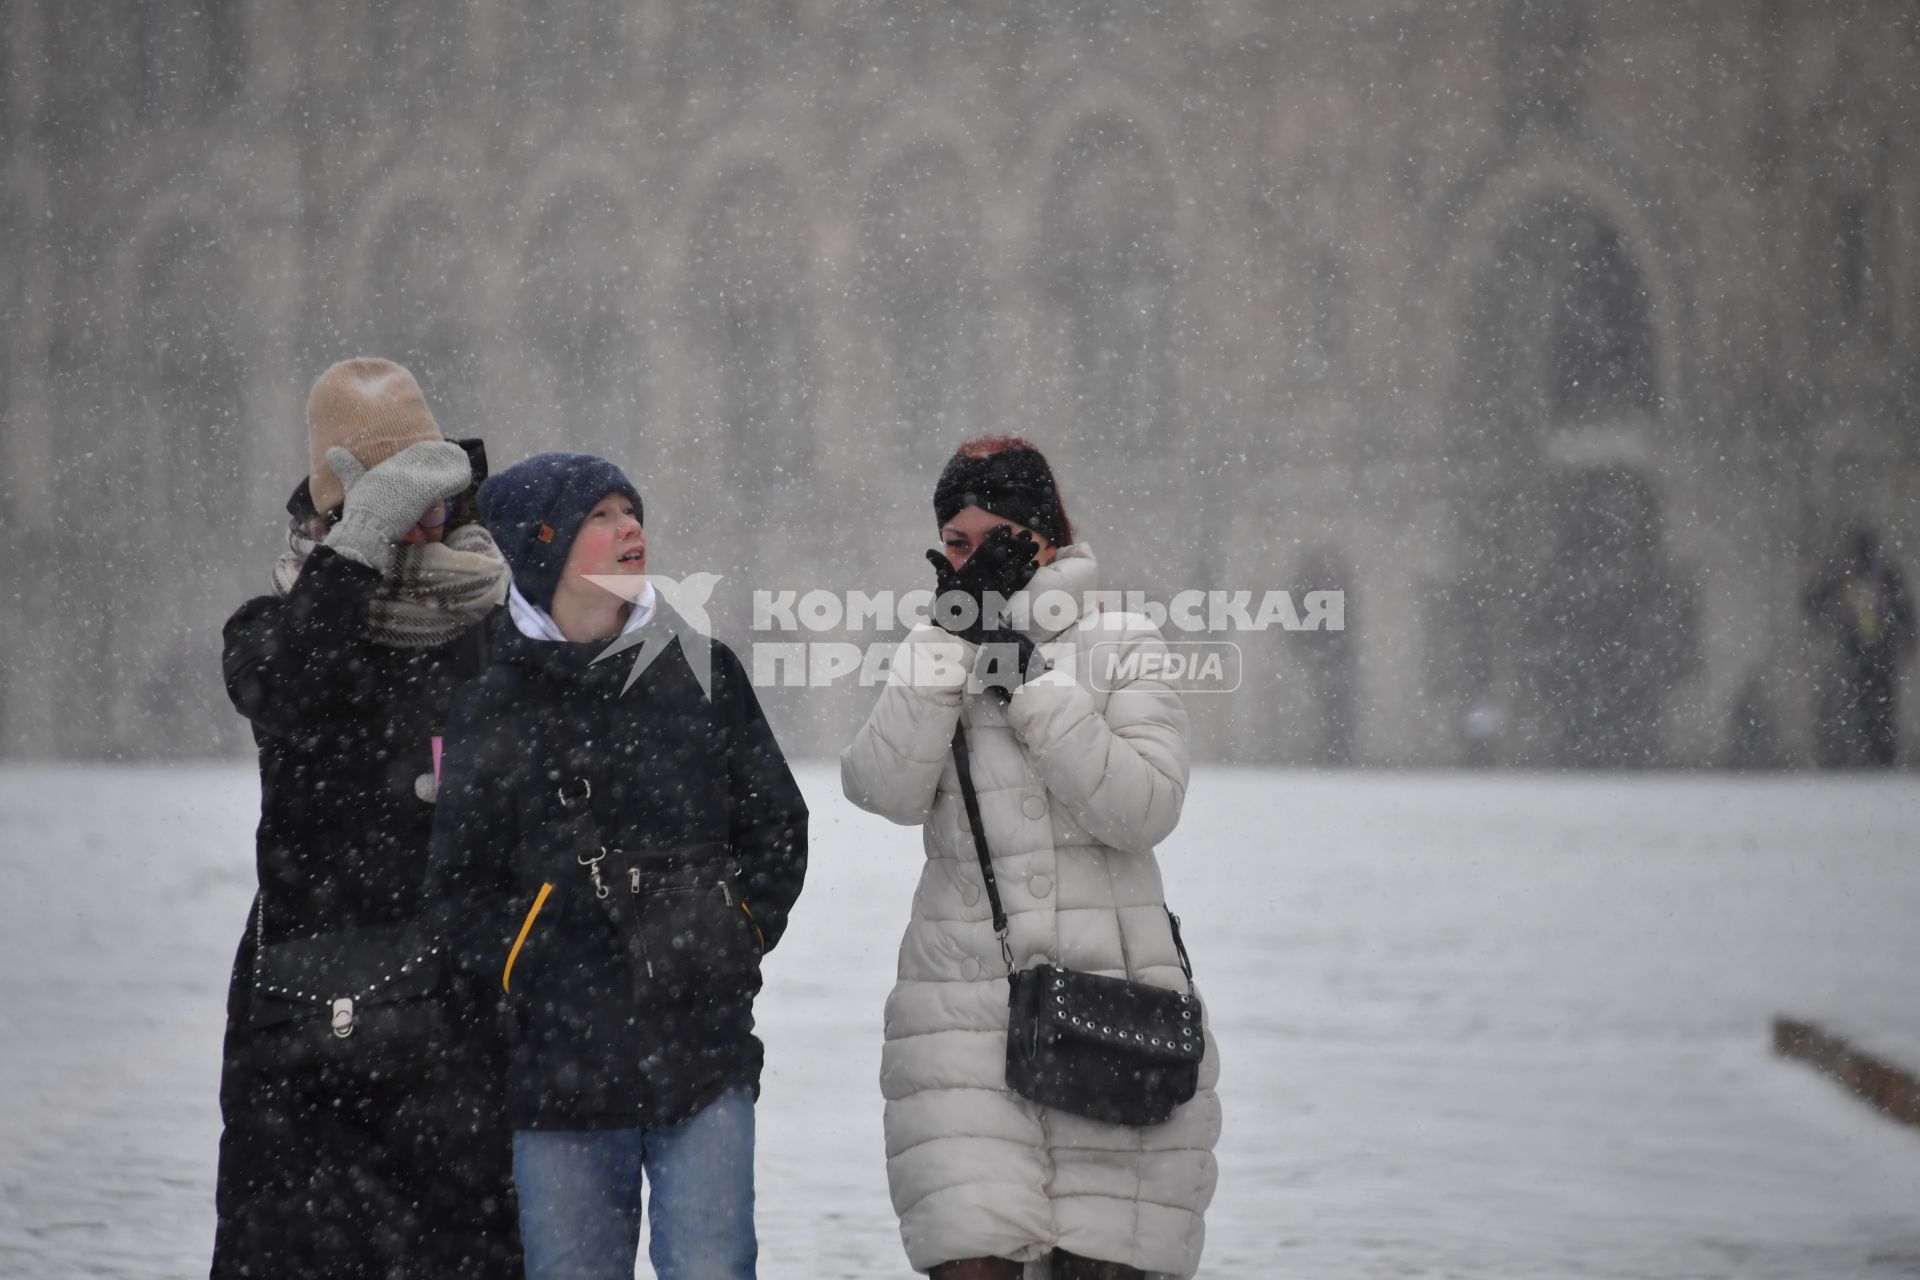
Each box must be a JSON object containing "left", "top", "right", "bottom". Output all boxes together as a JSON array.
[{"left": 306, "top": 358, "right": 445, "bottom": 513}]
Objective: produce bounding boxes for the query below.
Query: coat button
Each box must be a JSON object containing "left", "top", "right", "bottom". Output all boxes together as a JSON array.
[
  {"left": 960, "top": 881, "right": 981, "bottom": 907},
  {"left": 962, "top": 956, "right": 982, "bottom": 981},
  {"left": 1029, "top": 874, "right": 1053, "bottom": 898},
  {"left": 1022, "top": 795, "right": 1047, "bottom": 819}
]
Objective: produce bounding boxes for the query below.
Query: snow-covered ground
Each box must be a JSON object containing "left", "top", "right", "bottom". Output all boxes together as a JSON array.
[{"left": 2, "top": 764, "right": 1917, "bottom": 1279}]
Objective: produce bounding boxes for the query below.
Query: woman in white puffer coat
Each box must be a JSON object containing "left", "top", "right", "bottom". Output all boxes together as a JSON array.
[{"left": 841, "top": 437, "right": 1220, "bottom": 1280}]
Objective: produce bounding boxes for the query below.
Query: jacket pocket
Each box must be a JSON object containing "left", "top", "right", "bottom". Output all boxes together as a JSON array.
[
  {"left": 604, "top": 846, "right": 763, "bottom": 1003},
  {"left": 716, "top": 880, "right": 766, "bottom": 961},
  {"left": 502, "top": 882, "right": 554, "bottom": 994},
  {"left": 738, "top": 895, "right": 767, "bottom": 954},
  {"left": 640, "top": 879, "right": 762, "bottom": 998}
]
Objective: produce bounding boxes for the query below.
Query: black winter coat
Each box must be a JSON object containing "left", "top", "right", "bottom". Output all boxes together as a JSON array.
[
  {"left": 425, "top": 605, "right": 808, "bottom": 1132},
  {"left": 212, "top": 545, "right": 520, "bottom": 1280}
]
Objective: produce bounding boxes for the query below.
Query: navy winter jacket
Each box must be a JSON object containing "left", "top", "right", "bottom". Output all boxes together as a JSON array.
[{"left": 426, "top": 606, "right": 808, "bottom": 1130}]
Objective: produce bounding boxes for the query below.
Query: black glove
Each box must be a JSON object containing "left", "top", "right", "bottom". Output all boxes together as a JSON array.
[
  {"left": 977, "top": 629, "right": 1041, "bottom": 703},
  {"left": 925, "top": 526, "right": 1042, "bottom": 643}
]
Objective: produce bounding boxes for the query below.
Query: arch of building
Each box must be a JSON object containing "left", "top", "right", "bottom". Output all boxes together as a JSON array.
[
  {"left": 510, "top": 162, "right": 650, "bottom": 461},
  {"left": 90, "top": 192, "right": 258, "bottom": 756},
  {"left": 6, "top": 1, "right": 1918, "bottom": 765},
  {"left": 343, "top": 176, "right": 497, "bottom": 440},
  {"left": 855, "top": 137, "right": 991, "bottom": 468},
  {"left": 1433, "top": 168, "right": 1710, "bottom": 767}
]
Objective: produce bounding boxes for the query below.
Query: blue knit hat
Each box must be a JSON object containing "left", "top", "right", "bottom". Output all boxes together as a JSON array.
[{"left": 476, "top": 452, "right": 643, "bottom": 612}]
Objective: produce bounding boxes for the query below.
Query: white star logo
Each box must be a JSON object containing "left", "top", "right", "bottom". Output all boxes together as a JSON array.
[{"left": 581, "top": 571, "right": 724, "bottom": 699}]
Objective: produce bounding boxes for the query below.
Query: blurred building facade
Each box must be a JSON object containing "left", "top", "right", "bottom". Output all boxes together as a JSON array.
[{"left": 1, "top": 0, "right": 1915, "bottom": 766}]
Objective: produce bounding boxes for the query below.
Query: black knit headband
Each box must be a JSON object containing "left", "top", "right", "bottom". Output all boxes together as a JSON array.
[{"left": 932, "top": 446, "right": 1067, "bottom": 546}]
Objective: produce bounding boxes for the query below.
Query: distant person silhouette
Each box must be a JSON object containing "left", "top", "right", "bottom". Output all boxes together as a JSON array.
[{"left": 1805, "top": 525, "right": 1915, "bottom": 767}]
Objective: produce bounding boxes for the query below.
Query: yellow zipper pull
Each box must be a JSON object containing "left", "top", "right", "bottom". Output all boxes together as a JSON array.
[{"left": 502, "top": 882, "right": 554, "bottom": 993}]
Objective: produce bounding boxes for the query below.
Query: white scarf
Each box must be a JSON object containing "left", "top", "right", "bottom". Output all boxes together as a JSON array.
[{"left": 507, "top": 581, "right": 656, "bottom": 642}]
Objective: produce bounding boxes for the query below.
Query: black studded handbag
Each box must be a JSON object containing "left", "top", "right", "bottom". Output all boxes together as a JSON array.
[
  {"left": 245, "top": 899, "right": 454, "bottom": 1083},
  {"left": 952, "top": 725, "right": 1204, "bottom": 1127}
]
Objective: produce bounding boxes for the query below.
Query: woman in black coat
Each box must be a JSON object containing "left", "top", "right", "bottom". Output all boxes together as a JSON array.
[
  {"left": 211, "top": 359, "right": 521, "bottom": 1280},
  {"left": 425, "top": 451, "right": 807, "bottom": 1280}
]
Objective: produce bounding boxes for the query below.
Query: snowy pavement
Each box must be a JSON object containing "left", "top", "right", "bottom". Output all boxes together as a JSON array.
[{"left": 2, "top": 764, "right": 1917, "bottom": 1278}]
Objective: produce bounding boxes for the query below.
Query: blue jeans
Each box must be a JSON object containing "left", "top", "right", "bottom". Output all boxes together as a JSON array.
[{"left": 513, "top": 1088, "right": 757, "bottom": 1280}]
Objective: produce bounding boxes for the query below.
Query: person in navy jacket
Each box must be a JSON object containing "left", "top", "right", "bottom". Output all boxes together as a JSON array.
[{"left": 426, "top": 452, "right": 806, "bottom": 1280}]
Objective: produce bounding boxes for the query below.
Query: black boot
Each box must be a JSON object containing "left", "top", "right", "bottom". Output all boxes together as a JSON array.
[
  {"left": 1051, "top": 1248, "right": 1144, "bottom": 1280},
  {"left": 930, "top": 1257, "right": 1022, "bottom": 1280}
]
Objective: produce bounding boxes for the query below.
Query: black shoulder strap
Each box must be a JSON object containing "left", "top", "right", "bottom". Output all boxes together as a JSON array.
[
  {"left": 521, "top": 663, "right": 613, "bottom": 896},
  {"left": 524, "top": 663, "right": 665, "bottom": 993},
  {"left": 951, "top": 722, "right": 1197, "bottom": 989},
  {"left": 951, "top": 723, "right": 1014, "bottom": 975}
]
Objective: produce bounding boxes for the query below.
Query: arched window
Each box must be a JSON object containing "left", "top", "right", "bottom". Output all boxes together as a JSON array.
[
  {"left": 576, "top": 0, "right": 629, "bottom": 79},
  {"left": 367, "top": 3, "right": 458, "bottom": 103},
  {"left": 1498, "top": 0, "right": 1592, "bottom": 136},
  {"left": 1461, "top": 196, "right": 1659, "bottom": 431},
  {"left": 0, "top": 203, "right": 13, "bottom": 535},
  {"left": 521, "top": 181, "right": 641, "bottom": 443},
  {"left": 0, "top": 0, "right": 12, "bottom": 145},
  {"left": 1039, "top": 116, "right": 1176, "bottom": 450},
  {"left": 365, "top": 195, "right": 482, "bottom": 436},
  {"left": 687, "top": 166, "right": 817, "bottom": 493},
  {"left": 668, "top": 1, "right": 798, "bottom": 94},
  {"left": 1822, "top": 184, "right": 1892, "bottom": 347},
  {"left": 41, "top": 0, "right": 136, "bottom": 132},
  {"left": 1835, "top": 193, "right": 1870, "bottom": 323},
  {"left": 198, "top": 0, "right": 246, "bottom": 108},
  {"left": 132, "top": 0, "right": 246, "bottom": 117},
  {"left": 859, "top": 144, "right": 986, "bottom": 462},
  {"left": 1805, "top": 55, "right": 1895, "bottom": 353},
  {"left": 1296, "top": 242, "right": 1351, "bottom": 386},
  {"left": 135, "top": 221, "right": 247, "bottom": 758},
  {"left": 1070, "top": 0, "right": 1169, "bottom": 47},
  {"left": 138, "top": 220, "right": 246, "bottom": 537},
  {"left": 515, "top": 0, "right": 627, "bottom": 91},
  {"left": 1447, "top": 196, "right": 1683, "bottom": 766},
  {"left": 1542, "top": 214, "right": 1659, "bottom": 422}
]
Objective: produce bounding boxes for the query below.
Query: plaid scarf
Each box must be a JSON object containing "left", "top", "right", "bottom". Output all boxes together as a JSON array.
[{"left": 273, "top": 519, "right": 511, "bottom": 649}]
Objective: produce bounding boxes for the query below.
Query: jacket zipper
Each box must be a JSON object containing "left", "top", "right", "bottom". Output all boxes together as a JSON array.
[
  {"left": 502, "top": 882, "right": 554, "bottom": 993},
  {"left": 628, "top": 865, "right": 655, "bottom": 979},
  {"left": 720, "top": 880, "right": 765, "bottom": 951}
]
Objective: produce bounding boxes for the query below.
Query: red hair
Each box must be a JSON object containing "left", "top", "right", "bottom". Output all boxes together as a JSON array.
[{"left": 949, "top": 434, "right": 1075, "bottom": 545}]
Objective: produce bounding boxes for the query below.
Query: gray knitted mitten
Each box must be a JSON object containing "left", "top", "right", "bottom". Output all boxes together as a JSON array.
[{"left": 322, "top": 441, "right": 472, "bottom": 571}]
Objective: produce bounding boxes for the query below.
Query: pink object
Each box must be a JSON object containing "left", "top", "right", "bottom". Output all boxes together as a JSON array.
[{"left": 432, "top": 736, "right": 444, "bottom": 784}]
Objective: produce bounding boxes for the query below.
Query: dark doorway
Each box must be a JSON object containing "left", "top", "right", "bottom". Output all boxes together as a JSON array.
[
  {"left": 1446, "top": 197, "right": 1697, "bottom": 766},
  {"left": 1521, "top": 467, "right": 1700, "bottom": 766}
]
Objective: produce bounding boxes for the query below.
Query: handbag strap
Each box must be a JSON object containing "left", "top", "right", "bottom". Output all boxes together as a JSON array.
[
  {"left": 527, "top": 663, "right": 670, "bottom": 991},
  {"left": 249, "top": 892, "right": 264, "bottom": 985},
  {"left": 1167, "top": 910, "right": 1196, "bottom": 984},
  {"left": 527, "top": 665, "right": 615, "bottom": 902},
  {"left": 951, "top": 722, "right": 1199, "bottom": 991},
  {"left": 951, "top": 723, "right": 1015, "bottom": 976}
]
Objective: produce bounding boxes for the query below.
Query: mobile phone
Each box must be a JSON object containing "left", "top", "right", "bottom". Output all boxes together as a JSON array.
[
  {"left": 454, "top": 437, "right": 489, "bottom": 486},
  {"left": 450, "top": 437, "right": 489, "bottom": 526},
  {"left": 286, "top": 476, "right": 321, "bottom": 522}
]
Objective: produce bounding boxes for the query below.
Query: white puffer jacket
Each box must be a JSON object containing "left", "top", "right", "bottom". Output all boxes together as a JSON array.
[{"left": 841, "top": 545, "right": 1221, "bottom": 1277}]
